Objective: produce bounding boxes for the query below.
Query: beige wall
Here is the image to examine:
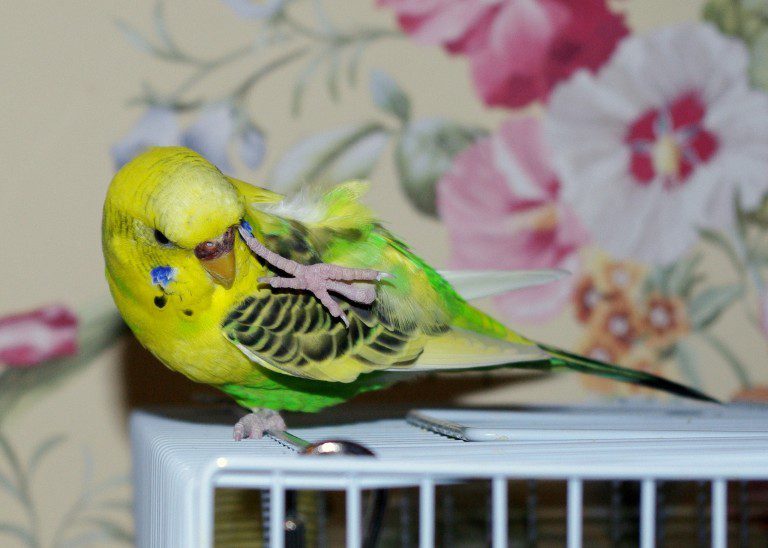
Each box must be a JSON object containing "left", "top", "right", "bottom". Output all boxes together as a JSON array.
[{"left": 5, "top": 0, "right": 763, "bottom": 545}]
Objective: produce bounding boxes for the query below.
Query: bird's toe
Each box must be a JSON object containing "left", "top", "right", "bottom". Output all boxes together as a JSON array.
[{"left": 232, "top": 409, "right": 286, "bottom": 441}]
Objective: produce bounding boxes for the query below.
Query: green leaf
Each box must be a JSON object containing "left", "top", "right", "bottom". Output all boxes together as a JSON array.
[
  {"left": 29, "top": 434, "right": 67, "bottom": 477},
  {"left": 0, "top": 472, "right": 22, "bottom": 505},
  {"left": 326, "top": 49, "right": 341, "bottom": 101},
  {"left": 704, "top": 0, "right": 768, "bottom": 43},
  {"left": 699, "top": 227, "right": 742, "bottom": 268},
  {"left": 689, "top": 283, "right": 743, "bottom": 329},
  {"left": 703, "top": 0, "right": 742, "bottom": 36},
  {"left": 370, "top": 69, "right": 410, "bottom": 123},
  {"left": 153, "top": 0, "right": 175, "bottom": 52},
  {"left": 0, "top": 522, "right": 35, "bottom": 547},
  {"left": 395, "top": 118, "right": 487, "bottom": 216},
  {"left": 291, "top": 51, "right": 327, "bottom": 116},
  {"left": 116, "top": 20, "right": 156, "bottom": 55},
  {"left": 91, "top": 474, "right": 131, "bottom": 499},
  {"left": 96, "top": 499, "right": 133, "bottom": 512},
  {"left": 642, "top": 265, "right": 663, "bottom": 296},
  {"left": 751, "top": 29, "right": 768, "bottom": 92},
  {"left": 667, "top": 254, "right": 701, "bottom": 297},
  {"left": 674, "top": 341, "right": 703, "bottom": 389},
  {"left": 741, "top": 192, "right": 768, "bottom": 229},
  {"left": 269, "top": 123, "right": 388, "bottom": 192},
  {"left": 347, "top": 39, "right": 370, "bottom": 87},
  {"left": 312, "top": 0, "right": 337, "bottom": 36},
  {"left": 700, "top": 332, "right": 752, "bottom": 387},
  {"left": 0, "top": 436, "right": 26, "bottom": 503},
  {"left": 56, "top": 530, "right": 110, "bottom": 548},
  {"left": 82, "top": 518, "right": 133, "bottom": 543}
]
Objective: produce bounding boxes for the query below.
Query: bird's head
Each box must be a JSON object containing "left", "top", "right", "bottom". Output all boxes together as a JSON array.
[{"left": 102, "top": 147, "right": 247, "bottom": 313}]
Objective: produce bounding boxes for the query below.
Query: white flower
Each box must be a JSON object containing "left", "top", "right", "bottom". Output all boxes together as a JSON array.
[
  {"left": 545, "top": 23, "right": 768, "bottom": 264},
  {"left": 181, "top": 102, "right": 266, "bottom": 172},
  {"left": 112, "top": 107, "right": 180, "bottom": 169}
]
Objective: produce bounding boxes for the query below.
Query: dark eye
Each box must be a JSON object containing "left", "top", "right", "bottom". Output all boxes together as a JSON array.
[{"left": 154, "top": 229, "right": 171, "bottom": 246}]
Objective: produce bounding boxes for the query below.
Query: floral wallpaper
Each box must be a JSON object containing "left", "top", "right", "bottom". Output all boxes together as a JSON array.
[
  {"left": 110, "top": 0, "right": 768, "bottom": 399},
  {"left": 3, "top": 0, "right": 768, "bottom": 545}
]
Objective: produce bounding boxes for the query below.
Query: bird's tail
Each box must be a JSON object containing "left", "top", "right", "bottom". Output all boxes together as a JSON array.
[{"left": 537, "top": 342, "right": 719, "bottom": 403}]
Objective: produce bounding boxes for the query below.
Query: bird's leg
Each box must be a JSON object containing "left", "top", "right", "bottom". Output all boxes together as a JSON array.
[
  {"left": 233, "top": 408, "right": 286, "bottom": 441},
  {"left": 238, "top": 225, "right": 391, "bottom": 326}
]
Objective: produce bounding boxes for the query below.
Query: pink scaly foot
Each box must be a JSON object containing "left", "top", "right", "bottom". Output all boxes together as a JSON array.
[
  {"left": 233, "top": 408, "right": 286, "bottom": 441},
  {"left": 238, "top": 225, "right": 392, "bottom": 327}
]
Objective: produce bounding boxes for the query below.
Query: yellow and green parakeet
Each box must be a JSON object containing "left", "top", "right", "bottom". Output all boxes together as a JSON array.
[{"left": 102, "top": 147, "right": 714, "bottom": 439}]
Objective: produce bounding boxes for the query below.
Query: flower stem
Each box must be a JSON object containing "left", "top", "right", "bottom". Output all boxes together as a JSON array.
[
  {"left": 0, "top": 435, "right": 41, "bottom": 548},
  {"left": 169, "top": 42, "right": 257, "bottom": 101},
  {"left": 230, "top": 46, "right": 310, "bottom": 101},
  {"left": 280, "top": 12, "right": 401, "bottom": 45},
  {"left": 700, "top": 332, "right": 752, "bottom": 388}
]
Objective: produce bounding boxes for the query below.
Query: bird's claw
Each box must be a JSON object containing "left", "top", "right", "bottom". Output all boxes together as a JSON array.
[
  {"left": 259, "top": 263, "right": 390, "bottom": 328},
  {"left": 233, "top": 409, "right": 286, "bottom": 440},
  {"left": 239, "top": 226, "right": 390, "bottom": 327}
]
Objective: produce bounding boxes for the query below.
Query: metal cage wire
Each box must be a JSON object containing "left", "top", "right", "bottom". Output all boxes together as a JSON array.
[{"left": 131, "top": 403, "right": 768, "bottom": 547}]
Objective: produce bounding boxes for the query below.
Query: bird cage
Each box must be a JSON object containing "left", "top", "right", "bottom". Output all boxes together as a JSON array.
[{"left": 131, "top": 402, "right": 768, "bottom": 547}]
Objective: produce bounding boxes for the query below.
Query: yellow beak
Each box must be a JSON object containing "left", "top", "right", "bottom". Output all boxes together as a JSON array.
[
  {"left": 195, "top": 227, "right": 236, "bottom": 289},
  {"left": 200, "top": 251, "right": 235, "bottom": 289}
]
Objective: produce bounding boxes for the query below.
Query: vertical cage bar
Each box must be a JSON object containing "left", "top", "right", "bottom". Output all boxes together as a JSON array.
[
  {"left": 400, "top": 491, "right": 412, "bottom": 548},
  {"left": 526, "top": 480, "right": 538, "bottom": 546},
  {"left": 442, "top": 489, "right": 454, "bottom": 547},
  {"left": 198, "top": 481, "right": 215, "bottom": 547},
  {"left": 696, "top": 480, "right": 708, "bottom": 546},
  {"left": 270, "top": 481, "right": 285, "bottom": 548},
  {"left": 712, "top": 479, "right": 728, "bottom": 548},
  {"left": 738, "top": 480, "right": 749, "bottom": 548},
  {"left": 492, "top": 476, "right": 508, "bottom": 548},
  {"left": 317, "top": 491, "right": 328, "bottom": 548},
  {"left": 419, "top": 478, "right": 435, "bottom": 548},
  {"left": 656, "top": 481, "right": 666, "bottom": 545},
  {"left": 609, "top": 480, "right": 623, "bottom": 544},
  {"left": 567, "top": 478, "right": 583, "bottom": 548},
  {"left": 347, "top": 482, "right": 363, "bottom": 548},
  {"left": 261, "top": 490, "right": 271, "bottom": 547},
  {"left": 640, "top": 479, "right": 656, "bottom": 548}
]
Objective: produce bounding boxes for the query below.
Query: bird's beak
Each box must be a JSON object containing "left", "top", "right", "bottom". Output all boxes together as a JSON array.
[{"left": 194, "top": 226, "right": 236, "bottom": 289}]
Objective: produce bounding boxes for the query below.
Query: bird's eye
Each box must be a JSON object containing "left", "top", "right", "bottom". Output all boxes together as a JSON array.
[{"left": 154, "top": 229, "right": 171, "bottom": 246}]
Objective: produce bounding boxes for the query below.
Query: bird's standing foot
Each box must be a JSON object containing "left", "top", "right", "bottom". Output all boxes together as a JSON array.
[
  {"left": 233, "top": 408, "right": 286, "bottom": 441},
  {"left": 238, "top": 225, "right": 391, "bottom": 326}
]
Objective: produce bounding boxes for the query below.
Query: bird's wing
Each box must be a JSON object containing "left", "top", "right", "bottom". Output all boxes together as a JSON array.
[
  {"left": 221, "top": 289, "right": 546, "bottom": 383},
  {"left": 223, "top": 180, "right": 549, "bottom": 383},
  {"left": 222, "top": 291, "right": 431, "bottom": 382}
]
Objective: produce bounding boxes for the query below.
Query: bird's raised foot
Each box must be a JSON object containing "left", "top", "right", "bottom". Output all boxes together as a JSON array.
[
  {"left": 259, "top": 264, "right": 392, "bottom": 327},
  {"left": 238, "top": 225, "right": 391, "bottom": 327},
  {"left": 233, "top": 409, "right": 286, "bottom": 441}
]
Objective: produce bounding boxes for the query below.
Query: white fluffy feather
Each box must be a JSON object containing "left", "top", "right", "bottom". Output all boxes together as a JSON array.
[{"left": 253, "top": 188, "right": 327, "bottom": 224}]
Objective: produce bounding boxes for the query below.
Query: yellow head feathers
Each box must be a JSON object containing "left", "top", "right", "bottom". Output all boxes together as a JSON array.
[{"left": 105, "top": 147, "right": 243, "bottom": 249}]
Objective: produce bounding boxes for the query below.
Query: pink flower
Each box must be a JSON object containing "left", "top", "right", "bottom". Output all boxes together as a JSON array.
[
  {"left": 379, "top": 0, "right": 628, "bottom": 108},
  {"left": 437, "top": 116, "right": 589, "bottom": 322},
  {"left": 0, "top": 305, "right": 78, "bottom": 367}
]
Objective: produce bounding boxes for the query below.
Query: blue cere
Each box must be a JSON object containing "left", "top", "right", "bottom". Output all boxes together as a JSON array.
[
  {"left": 151, "top": 266, "right": 176, "bottom": 289},
  {"left": 240, "top": 219, "right": 254, "bottom": 235}
]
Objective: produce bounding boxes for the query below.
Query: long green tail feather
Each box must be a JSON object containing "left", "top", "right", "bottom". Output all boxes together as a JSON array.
[{"left": 537, "top": 342, "right": 719, "bottom": 403}]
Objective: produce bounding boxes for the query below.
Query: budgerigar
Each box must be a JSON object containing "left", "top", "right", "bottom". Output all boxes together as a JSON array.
[{"left": 102, "top": 147, "right": 715, "bottom": 439}]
